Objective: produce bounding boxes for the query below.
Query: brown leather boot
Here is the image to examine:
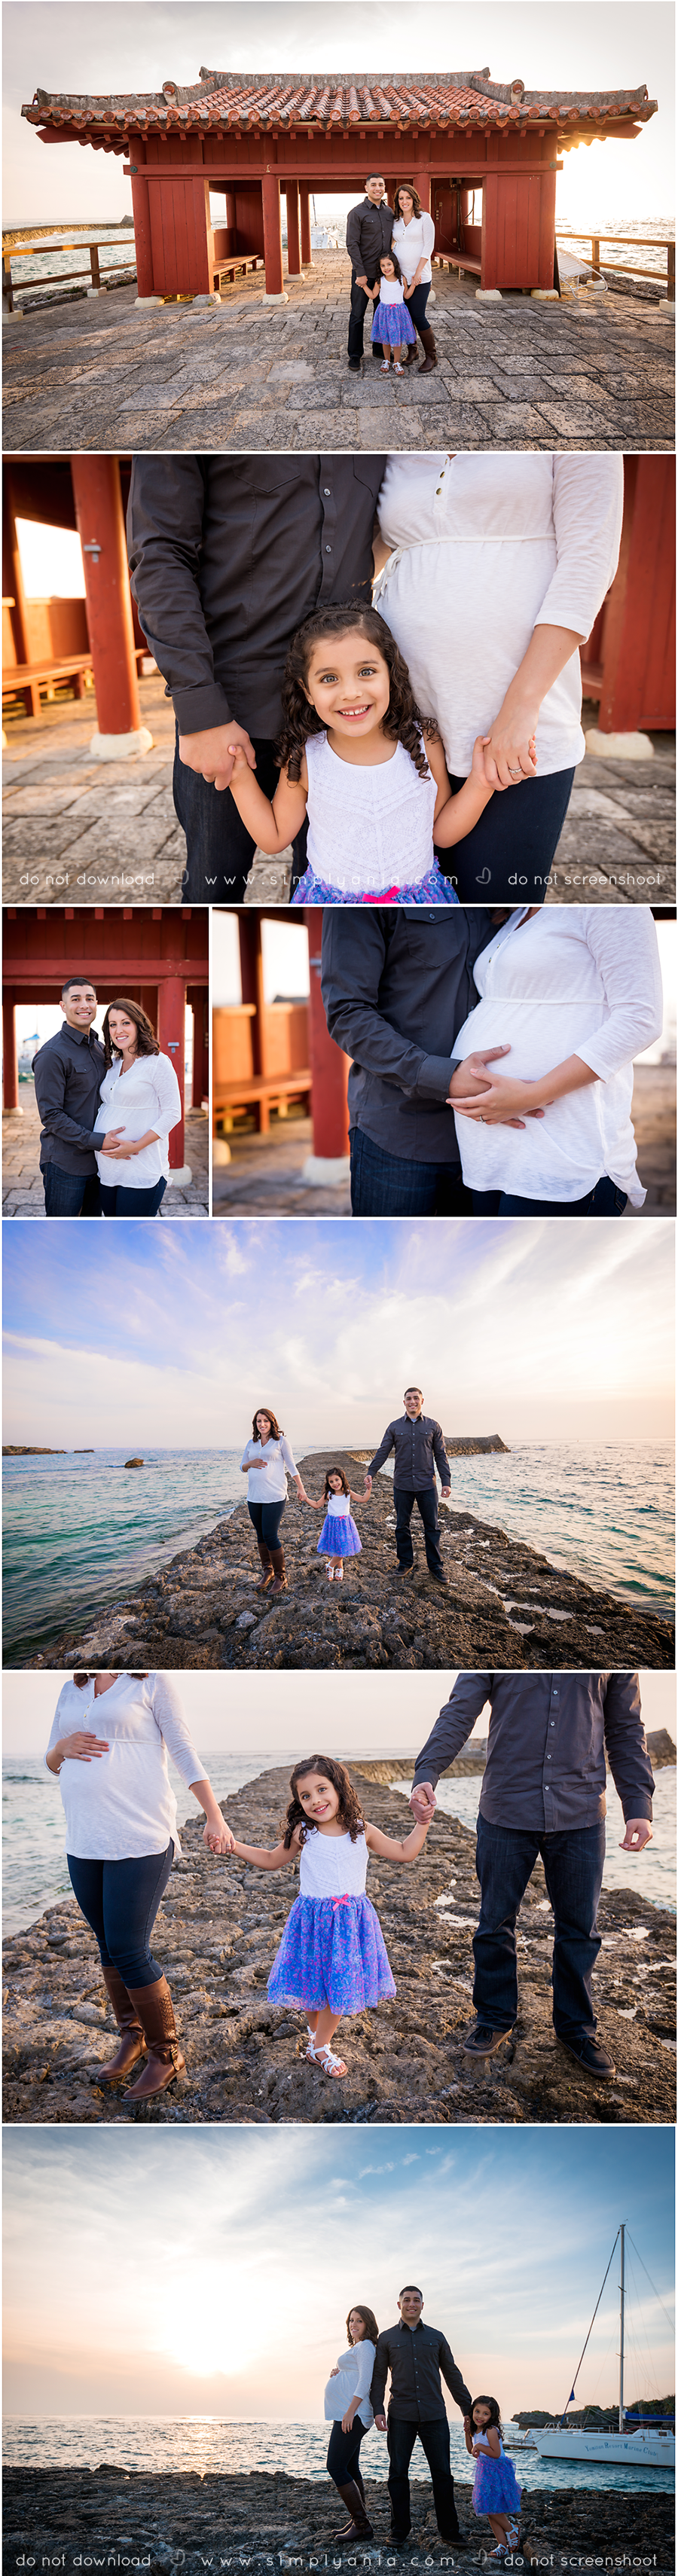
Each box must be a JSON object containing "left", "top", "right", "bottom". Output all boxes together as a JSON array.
[
  {"left": 96, "top": 1964, "right": 145, "bottom": 2084},
  {"left": 419, "top": 325, "right": 438, "bottom": 372},
  {"left": 269, "top": 1545, "right": 288, "bottom": 1595},
  {"left": 121, "top": 1976, "right": 185, "bottom": 2101},
  {"left": 331, "top": 2483, "right": 373, "bottom": 2541},
  {"left": 255, "top": 1542, "right": 274, "bottom": 1592}
]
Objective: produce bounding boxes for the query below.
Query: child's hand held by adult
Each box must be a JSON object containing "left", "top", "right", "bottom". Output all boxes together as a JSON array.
[{"left": 178, "top": 722, "right": 258, "bottom": 792}]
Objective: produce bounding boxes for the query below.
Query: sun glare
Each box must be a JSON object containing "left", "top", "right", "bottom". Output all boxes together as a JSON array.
[{"left": 156, "top": 2268, "right": 279, "bottom": 2380}]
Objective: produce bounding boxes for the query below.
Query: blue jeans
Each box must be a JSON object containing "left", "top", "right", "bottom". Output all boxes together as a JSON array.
[
  {"left": 347, "top": 274, "right": 380, "bottom": 359},
  {"left": 473, "top": 1812, "right": 606, "bottom": 2040},
  {"left": 247, "top": 1497, "right": 286, "bottom": 1551},
  {"left": 67, "top": 1842, "right": 175, "bottom": 1988},
  {"left": 100, "top": 1178, "right": 166, "bottom": 1216},
  {"left": 387, "top": 2414, "right": 460, "bottom": 2542},
  {"left": 42, "top": 1165, "right": 101, "bottom": 1217},
  {"left": 395, "top": 1484, "right": 444, "bottom": 1575},
  {"left": 173, "top": 731, "right": 308, "bottom": 903},
  {"left": 438, "top": 765, "right": 575, "bottom": 902},
  {"left": 472, "top": 1177, "right": 628, "bottom": 1218},
  {"left": 350, "top": 1125, "right": 473, "bottom": 1216}
]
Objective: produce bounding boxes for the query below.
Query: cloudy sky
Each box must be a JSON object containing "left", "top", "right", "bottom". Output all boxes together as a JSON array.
[
  {"left": 3, "top": 1216, "right": 674, "bottom": 1450},
  {"left": 3, "top": 1664, "right": 676, "bottom": 1757},
  {"left": 4, "top": 3, "right": 673, "bottom": 227},
  {"left": 4, "top": 2126, "right": 674, "bottom": 2420}
]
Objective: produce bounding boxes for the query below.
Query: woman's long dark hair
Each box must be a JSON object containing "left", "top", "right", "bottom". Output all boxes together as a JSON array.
[
  {"left": 347, "top": 2304, "right": 379, "bottom": 2348},
  {"left": 281, "top": 1756, "right": 365, "bottom": 1850},
  {"left": 322, "top": 1467, "right": 350, "bottom": 1500},
  {"left": 276, "top": 604, "right": 438, "bottom": 785},
  {"left": 380, "top": 246, "right": 404, "bottom": 282},
  {"left": 251, "top": 1409, "right": 283, "bottom": 1442},
  {"left": 102, "top": 999, "right": 160, "bottom": 1068},
  {"left": 472, "top": 2395, "right": 503, "bottom": 2441},
  {"left": 393, "top": 179, "right": 422, "bottom": 220}
]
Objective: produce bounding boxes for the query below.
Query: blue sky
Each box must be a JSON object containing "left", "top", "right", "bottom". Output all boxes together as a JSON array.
[
  {"left": 4, "top": 2127, "right": 674, "bottom": 2419},
  {"left": 2, "top": 1218, "right": 674, "bottom": 1448}
]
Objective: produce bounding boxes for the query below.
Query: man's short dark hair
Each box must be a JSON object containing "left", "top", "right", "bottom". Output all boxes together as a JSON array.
[
  {"left": 365, "top": 171, "right": 384, "bottom": 183},
  {"left": 61, "top": 978, "right": 96, "bottom": 997},
  {"left": 404, "top": 1387, "right": 423, "bottom": 1398},
  {"left": 399, "top": 2284, "right": 423, "bottom": 2299}
]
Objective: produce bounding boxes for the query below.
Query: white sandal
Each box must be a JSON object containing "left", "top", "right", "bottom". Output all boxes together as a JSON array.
[
  {"left": 380, "top": 359, "right": 389, "bottom": 373},
  {"left": 334, "top": 1564, "right": 344, "bottom": 1582},
  {"left": 394, "top": 361, "right": 404, "bottom": 374},
  {"left": 326, "top": 1564, "right": 334, "bottom": 1580},
  {"left": 313, "top": 2043, "right": 347, "bottom": 2079}
]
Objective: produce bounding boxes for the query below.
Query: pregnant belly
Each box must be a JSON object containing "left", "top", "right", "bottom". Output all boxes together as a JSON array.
[
  {"left": 454, "top": 996, "right": 600, "bottom": 1082},
  {"left": 452, "top": 1000, "right": 611, "bottom": 1190}
]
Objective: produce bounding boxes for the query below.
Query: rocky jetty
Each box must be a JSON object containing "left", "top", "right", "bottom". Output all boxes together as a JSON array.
[
  {"left": 2, "top": 2467, "right": 675, "bottom": 2575},
  {"left": 22, "top": 1453, "right": 674, "bottom": 1672},
  {"left": 2, "top": 1445, "right": 66, "bottom": 1456},
  {"left": 3, "top": 1767, "right": 674, "bottom": 2129}
]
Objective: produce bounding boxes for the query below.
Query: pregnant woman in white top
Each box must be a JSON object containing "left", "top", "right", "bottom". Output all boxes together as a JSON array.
[
  {"left": 450, "top": 906, "right": 663, "bottom": 1214},
  {"left": 391, "top": 181, "right": 437, "bottom": 370},
  {"left": 325, "top": 2303, "right": 378, "bottom": 2543},
  {"left": 45, "top": 1669, "right": 232, "bottom": 2101},
  {"left": 96, "top": 999, "right": 182, "bottom": 1216},
  {"left": 374, "top": 450, "right": 625, "bottom": 899},
  {"left": 240, "top": 1405, "right": 307, "bottom": 1595}
]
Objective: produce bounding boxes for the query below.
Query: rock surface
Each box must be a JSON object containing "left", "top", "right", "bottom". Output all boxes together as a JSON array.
[
  {"left": 2, "top": 2467, "right": 675, "bottom": 2574},
  {"left": 22, "top": 1454, "right": 674, "bottom": 1672},
  {"left": 3, "top": 1767, "right": 674, "bottom": 2129}
]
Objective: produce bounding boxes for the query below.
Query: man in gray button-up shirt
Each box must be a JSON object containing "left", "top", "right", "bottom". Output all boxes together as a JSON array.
[
  {"left": 371, "top": 2286, "right": 472, "bottom": 2546},
  {"left": 411, "top": 1672, "right": 654, "bottom": 2083},
  {"left": 346, "top": 175, "right": 394, "bottom": 368},
  {"left": 365, "top": 1387, "right": 450, "bottom": 1583},
  {"left": 32, "top": 978, "right": 112, "bottom": 1218}
]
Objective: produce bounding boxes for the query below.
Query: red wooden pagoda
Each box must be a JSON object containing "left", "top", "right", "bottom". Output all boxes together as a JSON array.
[{"left": 22, "top": 68, "right": 658, "bottom": 301}]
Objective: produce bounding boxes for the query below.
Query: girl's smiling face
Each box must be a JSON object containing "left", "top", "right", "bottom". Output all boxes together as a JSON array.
[
  {"left": 380, "top": 256, "right": 396, "bottom": 277},
  {"left": 328, "top": 1472, "right": 344, "bottom": 1493},
  {"left": 473, "top": 2405, "right": 492, "bottom": 2428},
  {"left": 296, "top": 1769, "right": 341, "bottom": 1826},
  {"left": 304, "top": 632, "right": 390, "bottom": 738}
]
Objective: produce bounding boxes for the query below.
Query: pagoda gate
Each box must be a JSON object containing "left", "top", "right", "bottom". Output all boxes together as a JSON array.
[{"left": 22, "top": 68, "right": 658, "bottom": 301}]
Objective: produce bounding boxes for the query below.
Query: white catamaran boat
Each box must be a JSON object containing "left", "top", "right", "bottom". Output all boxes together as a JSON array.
[{"left": 532, "top": 2227, "right": 675, "bottom": 2471}]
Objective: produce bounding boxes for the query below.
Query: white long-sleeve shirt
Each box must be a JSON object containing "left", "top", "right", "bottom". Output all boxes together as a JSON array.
[
  {"left": 325, "top": 2339, "right": 376, "bottom": 2430},
  {"left": 240, "top": 1434, "right": 300, "bottom": 1501},
  {"left": 96, "top": 1051, "right": 182, "bottom": 1188},
  {"left": 44, "top": 1671, "right": 205, "bottom": 1859},
  {"left": 375, "top": 452, "right": 625, "bottom": 778},
  {"left": 392, "top": 210, "right": 435, "bottom": 283},
  {"left": 452, "top": 906, "right": 663, "bottom": 1205}
]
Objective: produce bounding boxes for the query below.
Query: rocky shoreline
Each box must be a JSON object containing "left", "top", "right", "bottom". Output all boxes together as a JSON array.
[
  {"left": 2, "top": 2468, "right": 675, "bottom": 2575},
  {"left": 20, "top": 1453, "right": 674, "bottom": 1672},
  {"left": 3, "top": 1766, "right": 674, "bottom": 2129}
]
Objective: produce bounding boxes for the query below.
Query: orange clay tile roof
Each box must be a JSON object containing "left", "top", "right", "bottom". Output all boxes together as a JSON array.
[{"left": 22, "top": 68, "right": 658, "bottom": 139}]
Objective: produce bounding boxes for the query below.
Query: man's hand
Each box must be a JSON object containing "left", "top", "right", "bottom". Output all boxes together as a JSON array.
[
  {"left": 363, "top": 1474, "right": 373, "bottom": 1496},
  {"left": 447, "top": 1046, "right": 511, "bottom": 1102},
  {"left": 410, "top": 1780, "right": 436, "bottom": 1821},
  {"left": 356, "top": 273, "right": 369, "bottom": 291},
  {"left": 178, "top": 722, "right": 257, "bottom": 794},
  {"left": 374, "top": 2414, "right": 387, "bottom": 2433},
  {"left": 619, "top": 1818, "right": 653, "bottom": 1852}
]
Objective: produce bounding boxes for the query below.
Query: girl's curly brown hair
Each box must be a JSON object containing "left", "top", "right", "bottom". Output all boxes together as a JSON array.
[
  {"left": 276, "top": 604, "right": 438, "bottom": 786},
  {"left": 347, "top": 2304, "right": 380, "bottom": 2348},
  {"left": 471, "top": 2395, "right": 504, "bottom": 2442},
  {"left": 380, "top": 246, "right": 404, "bottom": 282},
  {"left": 322, "top": 1466, "right": 350, "bottom": 1500},
  {"left": 251, "top": 1408, "right": 283, "bottom": 1442},
  {"left": 281, "top": 1756, "right": 365, "bottom": 1851},
  {"left": 101, "top": 999, "right": 160, "bottom": 1069}
]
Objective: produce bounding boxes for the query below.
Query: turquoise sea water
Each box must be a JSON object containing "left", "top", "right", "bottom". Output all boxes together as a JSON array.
[
  {"left": 2, "top": 1443, "right": 674, "bottom": 1665},
  {"left": 2, "top": 2417, "right": 673, "bottom": 2493}
]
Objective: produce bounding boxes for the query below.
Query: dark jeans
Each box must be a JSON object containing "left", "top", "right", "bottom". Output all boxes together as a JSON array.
[
  {"left": 472, "top": 1177, "right": 628, "bottom": 1218},
  {"left": 100, "top": 1177, "right": 166, "bottom": 1216},
  {"left": 350, "top": 1125, "right": 473, "bottom": 1217},
  {"left": 438, "top": 765, "right": 575, "bottom": 902},
  {"left": 247, "top": 1497, "right": 286, "bottom": 1551},
  {"left": 67, "top": 1842, "right": 175, "bottom": 1988},
  {"left": 42, "top": 1165, "right": 101, "bottom": 1218},
  {"left": 173, "top": 731, "right": 309, "bottom": 904},
  {"left": 387, "top": 2414, "right": 460, "bottom": 2543},
  {"left": 326, "top": 2418, "right": 368, "bottom": 2497},
  {"left": 405, "top": 282, "right": 431, "bottom": 337},
  {"left": 474, "top": 1811, "right": 606, "bottom": 2040},
  {"left": 348, "top": 274, "right": 380, "bottom": 359},
  {"left": 395, "top": 1484, "right": 444, "bottom": 1575}
]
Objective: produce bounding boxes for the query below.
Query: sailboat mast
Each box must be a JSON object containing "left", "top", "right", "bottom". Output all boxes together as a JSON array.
[{"left": 618, "top": 2224, "right": 625, "bottom": 2433}]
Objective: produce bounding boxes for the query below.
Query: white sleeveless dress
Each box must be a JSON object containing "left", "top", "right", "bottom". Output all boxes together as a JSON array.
[
  {"left": 290, "top": 729, "right": 459, "bottom": 906},
  {"left": 317, "top": 1491, "right": 362, "bottom": 1560},
  {"left": 471, "top": 2426, "right": 523, "bottom": 2520},
  {"left": 267, "top": 1824, "right": 396, "bottom": 2014}
]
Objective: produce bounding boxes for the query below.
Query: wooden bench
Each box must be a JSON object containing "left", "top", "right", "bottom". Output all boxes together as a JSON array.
[
  {"left": 214, "top": 1069, "right": 312, "bottom": 1135},
  {"left": 3, "top": 645, "right": 150, "bottom": 721},
  {"left": 212, "top": 254, "right": 265, "bottom": 291},
  {"left": 432, "top": 251, "right": 481, "bottom": 280}
]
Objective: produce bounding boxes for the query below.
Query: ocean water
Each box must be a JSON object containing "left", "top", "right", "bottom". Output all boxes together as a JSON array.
[
  {"left": 2, "top": 1444, "right": 673, "bottom": 1667},
  {"left": 2, "top": 2418, "right": 672, "bottom": 2494},
  {"left": 5, "top": 1753, "right": 675, "bottom": 1940},
  {"left": 9, "top": 230, "right": 137, "bottom": 299}
]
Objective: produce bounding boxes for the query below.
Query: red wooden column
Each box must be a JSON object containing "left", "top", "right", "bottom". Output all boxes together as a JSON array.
[
  {"left": 129, "top": 162, "right": 154, "bottom": 298},
  {"left": 187, "top": 983, "right": 209, "bottom": 1106},
  {"left": 409, "top": 171, "right": 432, "bottom": 213},
  {"left": 285, "top": 180, "right": 301, "bottom": 276},
  {"left": 299, "top": 185, "right": 313, "bottom": 265},
  {"left": 157, "top": 975, "right": 186, "bottom": 1169},
  {"left": 303, "top": 916, "right": 350, "bottom": 1173},
  {"left": 71, "top": 457, "right": 151, "bottom": 754},
  {"left": 261, "top": 172, "right": 286, "bottom": 298},
  {"left": 3, "top": 993, "right": 19, "bottom": 1111}
]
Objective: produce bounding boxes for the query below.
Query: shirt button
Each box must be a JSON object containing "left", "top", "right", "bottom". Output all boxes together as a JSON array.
[
  {"left": 325, "top": 545, "right": 331, "bottom": 552},
  {"left": 323, "top": 486, "right": 331, "bottom": 495},
  {"left": 546, "top": 1755, "right": 551, "bottom": 1762}
]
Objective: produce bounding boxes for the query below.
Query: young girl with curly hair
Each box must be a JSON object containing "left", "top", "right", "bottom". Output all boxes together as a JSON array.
[
  {"left": 222, "top": 1754, "right": 433, "bottom": 2080},
  {"left": 224, "top": 604, "right": 533, "bottom": 905},
  {"left": 464, "top": 2397, "right": 523, "bottom": 2562},
  {"left": 304, "top": 1464, "right": 369, "bottom": 1583},
  {"left": 369, "top": 249, "right": 418, "bottom": 374}
]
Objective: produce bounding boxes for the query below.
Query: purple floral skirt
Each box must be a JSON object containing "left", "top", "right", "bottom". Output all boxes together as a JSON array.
[
  {"left": 472, "top": 2456, "right": 523, "bottom": 2520},
  {"left": 371, "top": 302, "right": 417, "bottom": 347},
  {"left": 267, "top": 1892, "right": 396, "bottom": 2014},
  {"left": 292, "top": 859, "right": 460, "bottom": 907},
  {"left": 317, "top": 1512, "right": 362, "bottom": 1558}
]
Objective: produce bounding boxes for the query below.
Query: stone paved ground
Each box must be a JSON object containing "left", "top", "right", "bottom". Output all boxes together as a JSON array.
[
  {"left": 4, "top": 675, "right": 673, "bottom": 906},
  {"left": 2, "top": 1083, "right": 209, "bottom": 1216},
  {"left": 3, "top": 251, "right": 674, "bottom": 451}
]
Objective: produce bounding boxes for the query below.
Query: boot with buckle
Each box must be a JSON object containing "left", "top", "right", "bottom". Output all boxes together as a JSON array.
[
  {"left": 95, "top": 1964, "right": 145, "bottom": 2085},
  {"left": 122, "top": 1976, "right": 186, "bottom": 2101}
]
